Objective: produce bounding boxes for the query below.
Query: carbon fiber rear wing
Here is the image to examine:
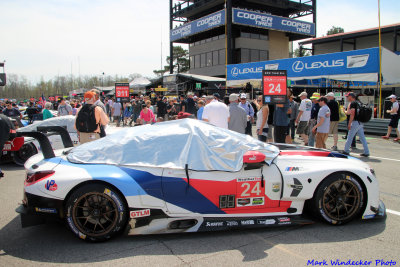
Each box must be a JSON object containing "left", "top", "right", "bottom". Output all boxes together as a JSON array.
[{"left": 17, "top": 126, "right": 73, "bottom": 159}]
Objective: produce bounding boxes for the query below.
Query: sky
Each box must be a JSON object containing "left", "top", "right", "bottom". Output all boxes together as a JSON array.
[{"left": 0, "top": 0, "right": 399, "bottom": 83}]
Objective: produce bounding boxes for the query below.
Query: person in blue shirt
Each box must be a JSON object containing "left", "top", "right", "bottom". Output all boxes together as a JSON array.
[
  {"left": 273, "top": 90, "right": 292, "bottom": 143},
  {"left": 197, "top": 100, "right": 205, "bottom": 120},
  {"left": 238, "top": 93, "right": 255, "bottom": 136}
]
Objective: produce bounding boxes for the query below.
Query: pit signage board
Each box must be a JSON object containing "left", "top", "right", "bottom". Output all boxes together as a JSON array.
[
  {"left": 262, "top": 70, "right": 287, "bottom": 104},
  {"left": 115, "top": 83, "right": 130, "bottom": 101}
]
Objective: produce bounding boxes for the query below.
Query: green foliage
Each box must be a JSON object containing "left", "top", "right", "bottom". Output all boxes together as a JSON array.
[
  {"left": 153, "top": 46, "right": 189, "bottom": 76},
  {"left": 327, "top": 26, "right": 345, "bottom": 36},
  {"left": 294, "top": 46, "right": 311, "bottom": 58}
]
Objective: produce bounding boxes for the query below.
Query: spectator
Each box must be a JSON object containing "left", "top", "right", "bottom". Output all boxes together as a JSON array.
[
  {"left": 312, "top": 97, "right": 331, "bottom": 149},
  {"left": 111, "top": 100, "right": 122, "bottom": 127},
  {"left": 75, "top": 91, "right": 109, "bottom": 144},
  {"left": 202, "top": 95, "right": 230, "bottom": 129},
  {"left": 256, "top": 100, "right": 269, "bottom": 142},
  {"left": 273, "top": 95, "right": 290, "bottom": 144},
  {"left": 238, "top": 93, "right": 255, "bottom": 136},
  {"left": 179, "top": 95, "right": 187, "bottom": 113},
  {"left": 382, "top": 94, "right": 399, "bottom": 141},
  {"left": 157, "top": 96, "right": 168, "bottom": 121},
  {"left": 295, "top": 92, "right": 312, "bottom": 146},
  {"left": 343, "top": 92, "right": 357, "bottom": 149},
  {"left": 42, "top": 102, "right": 54, "bottom": 120},
  {"left": 197, "top": 100, "right": 205, "bottom": 120},
  {"left": 167, "top": 99, "right": 178, "bottom": 119},
  {"left": 107, "top": 97, "right": 113, "bottom": 119},
  {"left": 186, "top": 93, "right": 196, "bottom": 114},
  {"left": 267, "top": 103, "right": 275, "bottom": 142},
  {"left": 2, "top": 101, "right": 22, "bottom": 120},
  {"left": 326, "top": 92, "right": 340, "bottom": 150},
  {"left": 91, "top": 89, "right": 106, "bottom": 113},
  {"left": 342, "top": 93, "right": 370, "bottom": 157},
  {"left": 140, "top": 104, "right": 156, "bottom": 125},
  {"left": 228, "top": 93, "right": 247, "bottom": 134},
  {"left": 308, "top": 92, "right": 320, "bottom": 147},
  {"left": 288, "top": 95, "right": 299, "bottom": 142},
  {"left": 123, "top": 103, "right": 132, "bottom": 127},
  {"left": 26, "top": 102, "right": 39, "bottom": 124},
  {"left": 57, "top": 98, "right": 72, "bottom": 116}
]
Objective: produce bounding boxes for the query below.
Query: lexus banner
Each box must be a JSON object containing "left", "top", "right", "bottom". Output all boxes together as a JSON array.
[{"left": 0, "top": 73, "right": 6, "bottom": 86}]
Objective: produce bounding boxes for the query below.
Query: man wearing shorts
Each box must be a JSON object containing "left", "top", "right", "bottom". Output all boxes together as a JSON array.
[
  {"left": 326, "top": 92, "right": 340, "bottom": 150},
  {"left": 312, "top": 97, "right": 330, "bottom": 149},
  {"left": 382, "top": 95, "right": 399, "bottom": 141},
  {"left": 295, "top": 92, "right": 312, "bottom": 146}
]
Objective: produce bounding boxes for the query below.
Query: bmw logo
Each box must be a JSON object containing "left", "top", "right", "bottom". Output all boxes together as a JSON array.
[{"left": 292, "top": 61, "right": 304, "bottom": 73}]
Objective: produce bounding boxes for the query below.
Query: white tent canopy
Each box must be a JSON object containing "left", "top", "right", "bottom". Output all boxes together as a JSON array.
[{"left": 129, "top": 77, "right": 151, "bottom": 88}]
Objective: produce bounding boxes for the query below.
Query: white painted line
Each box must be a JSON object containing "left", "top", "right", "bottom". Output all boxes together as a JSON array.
[
  {"left": 368, "top": 156, "right": 400, "bottom": 162},
  {"left": 386, "top": 209, "right": 400, "bottom": 216}
]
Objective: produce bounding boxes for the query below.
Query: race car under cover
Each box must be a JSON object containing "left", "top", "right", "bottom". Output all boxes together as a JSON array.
[{"left": 17, "top": 119, "right": 385, "bottom": 242}]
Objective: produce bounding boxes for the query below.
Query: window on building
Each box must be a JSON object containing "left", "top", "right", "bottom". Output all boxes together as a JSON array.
[
  {"left": 195, "top": 54, "right": 200, "bottom": 68},
  {"left": 200, "top": 39, "right": 206, "bottom": 44},
  {"left": 201, "top": 53, "right": 206, "bottom": 68},
  {"left": 250, "top": 33, "right": 260, "bottom": 39},
  {"left": 206, "top": 52, "right": 212, "bottom": 67},
  {"left": 219, "top": 34, "right": 225, "bottom": 39},
  {"left": 212, "top": 35, "right": 219, "bottom": 41},
  {"left": 195, "top": 41, "right": 200, "bottom": 46},
  {"left": 219, "top": 49, "right": 226, "bottom": 65},
  {"left": 250, "top": 49, "right": 259, "bottom": 62},
  {"left": 260, "top": 33, "right": 269, "bottom": 40},
  {"left": 190, "top": 56, "right": 194, "bottom": 69},
  {"left": 241, "top": 31, "right": 250, "bottom": 38},
  {"left": 190, "top": 43, "right": 194, "bottom": 47},
  {"left": 206, "top": 38, "right": 212, "bottom": 43},
  {"left": 213, "top": 50, "right": 219, "bottom": 65},
  {"left": 241, "top": 48, "right": 250, "bottom": 63},
  {"left": 260, "top": 50, "right": 269, "bottom": 61}
]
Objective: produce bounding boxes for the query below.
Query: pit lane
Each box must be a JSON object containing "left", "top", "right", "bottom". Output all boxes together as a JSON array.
[{"left": 0, "top": 133, "right": 399, "bottom": 266}]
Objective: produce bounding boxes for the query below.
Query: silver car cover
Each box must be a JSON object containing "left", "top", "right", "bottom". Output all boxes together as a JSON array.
[
  {"left": 17, "top": 115, "right": 77, "bottom": 133},
  {"left": 67, "top": 119, "right": 279, "bottom": 172}
]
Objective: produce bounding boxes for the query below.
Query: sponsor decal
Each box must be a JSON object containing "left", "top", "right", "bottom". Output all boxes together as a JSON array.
[
  {"left": 347, "top": 54, "right": 369, "bottom": 68},
  {"left": 104, "top": 188, "right": 124, "bottom": 213},
  {"left": 285, "top": 167, "right": 303, "bottom": 172},
  {"left": 257, "top": 219, "right": 276, "bottom": 225},
  {"left": 241, "top": 220, "right": 255, "bottom": 225},
  {"left": 237, "top": 198, "right": 251, "bottom": 206},
  {"left": 265, "top": 63, "right": 279, "bottom": 70},
  {"left": 278, "top": 217, "right": 290, "bottom": 222},
  {"left": 3, "top": 143, "right": 11, "bottom": 150},
  {"left": 130, "top": 209, "right": 150, "bottom": 218},
  {"left": 291, "top": 59, "right": 344, "bottom": 73},
  {"left": 237, "top": 177, "right": 261, "bottom": 182},
  {"left": 237, "top": 11, "right": 273, "bottom": 27},
  {"left": 196, "top": 12, "right": 222, "bottom": 27},
  {"left": 278, "top": 221, "right": 291, "bottom": 225},
  {"left": 206, "top": 221, "right": 224, "bottom": 227},
  {"left": 289, "top": 178, "right": 304, "bottom": 197},
  {"left": 35, "top": 207, "right": 57, "bottom": 214},
  {"left": 362, "top": 214, "right": 376, "bottom": 219},
  {"left": 231, "top": 66, "right": 263, "bottom": 77},
  {"left": 272, "top": 183, "right": 280, "bottom": 193},
  {"left": 45, "top": 180, "right": 57, "bottom": 191},
  {"left": 226, "top": 221, "right": 239, "bottom": 227},
  {"left": 252, "top": 197, "right": 264, "bottom": 205}
]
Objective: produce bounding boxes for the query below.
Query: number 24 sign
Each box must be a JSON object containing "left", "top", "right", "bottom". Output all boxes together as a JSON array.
[{"left": 262, "top": 70, "right": 287, "bottom": 104}]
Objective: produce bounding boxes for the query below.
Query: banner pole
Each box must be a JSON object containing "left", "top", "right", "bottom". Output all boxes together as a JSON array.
[{"left": 378, "top": 0, "right": 383, "bottom": 118}]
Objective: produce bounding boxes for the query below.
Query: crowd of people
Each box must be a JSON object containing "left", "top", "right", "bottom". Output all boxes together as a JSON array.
[{"left": 1, "top": 89, "right": 400, "bottom": 156}]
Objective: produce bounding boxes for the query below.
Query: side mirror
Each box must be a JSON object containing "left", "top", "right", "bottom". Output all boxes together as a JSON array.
[{"left": 243, "top": 151, "right": 266, "bottom": 170}]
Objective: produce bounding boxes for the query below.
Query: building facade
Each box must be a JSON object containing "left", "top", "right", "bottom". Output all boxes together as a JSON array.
[{"left": 170, "top": 0, "right": 316, "bottom": 77}]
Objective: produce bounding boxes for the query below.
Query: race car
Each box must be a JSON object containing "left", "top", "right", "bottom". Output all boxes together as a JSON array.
[
  {"left": 2, "top": 115, "right": 119, "bottom": 165},
  {"left": 16, "top": 119, "right": 385, "bottom": 242}
]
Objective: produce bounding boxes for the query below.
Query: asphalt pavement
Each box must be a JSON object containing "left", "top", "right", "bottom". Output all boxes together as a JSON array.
[{"left": 0, "top": 132, "right": 399, "bottom": 266}]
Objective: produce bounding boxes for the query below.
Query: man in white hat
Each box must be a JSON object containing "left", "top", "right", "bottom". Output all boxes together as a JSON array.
[
  {"left": 382, "top": 94, "right": 399, "bottom": 141},
  {"left": 238, "top": 93, "right": 254, "bottom": 136},
  {"left": 295, "top": 91, "right": 312, "bottom": 146},
  {"left": 228, "top": 93, "right": 247, "bottom": 134}
]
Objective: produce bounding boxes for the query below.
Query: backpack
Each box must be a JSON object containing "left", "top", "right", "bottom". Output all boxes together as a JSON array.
[
  {"left": 75, "top": 104, "right": 98, "bottom": 133},
  {"left": 356, "top": 101, "right": 372, "bottom": 123}
]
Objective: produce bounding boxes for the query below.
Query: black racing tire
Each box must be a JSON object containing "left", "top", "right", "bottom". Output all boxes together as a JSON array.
[
  {"left": 65, "top": 183, "right": 128, "bottom": 242},
  {"left": 13, "top": 143, "right": 38, "bottom": 166},
  {"left": 311, "top": 173, "right": 365, "bottom": 225}
]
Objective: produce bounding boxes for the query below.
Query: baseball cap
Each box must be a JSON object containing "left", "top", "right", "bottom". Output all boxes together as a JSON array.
[
  {"left": 298, "top": 92, "right": 307, "bottom": 97},
  {"left": 240, "top": 93, "right": 247, "bottom": 99},
  {"left": 326, "top": 92, "right": 335, "bottom": 97},
  {"left": 310, "top": 92, "right": 321, "bottom": 99},
  {"left": 388, "top": 94, "right": 397, "bottom": 99},
  {"left": 344, "top": 92, "right": 353, "bottom": 97},
  {"left": 84, "top": 91, "right": 95, "bottom": 102},
  {"left": 213, "top": 93, "right": 221, "bottom": 99},
  {"left": 229, "top": 93, "right": 239, "bottom": 102},
  {"left": 346, "top": 92, "right": 356, "bottom": 98}
]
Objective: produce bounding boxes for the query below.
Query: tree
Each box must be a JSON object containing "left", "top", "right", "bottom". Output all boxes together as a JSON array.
[
  {"left": 294, "top": 46, "right": 311, "bottom": 58},
  {"left": 153, "top": 46, "right": 189, "bottom": 76},
  {"left": 327, "top": 26, "right": 345, "bottom": 36}
]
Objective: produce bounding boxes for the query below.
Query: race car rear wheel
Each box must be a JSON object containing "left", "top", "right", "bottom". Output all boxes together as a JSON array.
[
  {"left": 13, "top": 143, "right": 38, "bottom": 166},
  {"left": 65, "top": 184, "right": 128, "bottom": 242},
  {"left": 312, "top": 173, "right": 365, "bottom": 225}
]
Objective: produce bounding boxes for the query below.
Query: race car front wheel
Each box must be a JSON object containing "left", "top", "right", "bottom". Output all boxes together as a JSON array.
[
  {"left": 13, "top": 143, "right": 37, "bottom": 166},
  {"left": 312, "top": 173, "right": 365, "bottom": 225},
  {"left": 65, "top": 184, "right": 128, "bottom": 242}
]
